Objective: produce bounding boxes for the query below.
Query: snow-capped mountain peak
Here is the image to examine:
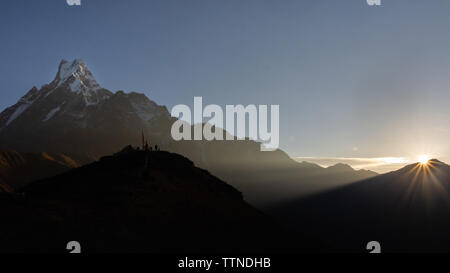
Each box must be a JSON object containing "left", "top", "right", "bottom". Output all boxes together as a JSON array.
[
  {"left": 0, "top": 59, "right": 170, "bottom": 140},
  {"left": 52, "top": 59, "right": 101, "bottom": 93}
]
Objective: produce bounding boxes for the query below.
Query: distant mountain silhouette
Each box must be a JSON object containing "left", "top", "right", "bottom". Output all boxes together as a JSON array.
[
  {"left": 0, "top": 59, "right": 377, "bottom": 207},
  {"left": 0, "top": 150, "right": 90, "bottom": 192},
  {"left": 215, "top": 156, "right": 378, "bottom": 207},
  {"left": 326, "top": 163, "right": 355, "bottom": 172},
  {"left": 323, "top": 163, "right": 377, "bottom": 177},
  {"left": 269, "top": 159, "right": 450, "bottom": 252},
  {"left": 0, "top": 147, "right": 326, "bottom": 252}
]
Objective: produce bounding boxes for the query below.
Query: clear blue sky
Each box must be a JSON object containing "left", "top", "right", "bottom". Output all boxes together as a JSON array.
[{"left": 1, "top": 0, "right": 449, "bottom": 163}]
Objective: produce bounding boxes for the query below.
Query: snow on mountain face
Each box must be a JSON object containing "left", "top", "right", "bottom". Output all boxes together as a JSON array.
[
  {"left": 0, "top": 59, "right": 108, "bottom": 129},
  {"left": 45, "top": 59, "right": 110, "bottom": 106},
  {"left": 54, "top": 59, "right": 101, "bottom": 92},
  {"left": 0, "top": 59, "right": 170, "bottom": 136},
  {"left": 0, "top": 57, "right": 173, "bottom": 156},
  {"left": 3, "top": 87, "right": 41, "bottom": 127},
  {"left": 42, "top": 106, "right": 61, "bottom": 122}
]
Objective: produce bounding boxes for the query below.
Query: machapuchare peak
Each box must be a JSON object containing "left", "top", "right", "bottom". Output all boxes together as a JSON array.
[{"left": 51, "top": 58, "right": 101, "bottom": 93}]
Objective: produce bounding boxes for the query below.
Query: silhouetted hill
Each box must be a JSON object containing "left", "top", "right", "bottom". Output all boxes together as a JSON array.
[
  {"left": 216, "top": 157, "right": 378, "bottom": 208},
  {"left": 326, "top": 163, "right": 354, "bottom": 172},
  {"left": 269, "top": 159, "right": 450, "bottom": 252},
  {"left": 324, "top": 163, "right": 377, "bottom": 179},
  {"left": 0, "top": 147, "right": 322, "bottom": 253},
  {"left": 297, "top": 161, "right": 323, "bottom": 169}
]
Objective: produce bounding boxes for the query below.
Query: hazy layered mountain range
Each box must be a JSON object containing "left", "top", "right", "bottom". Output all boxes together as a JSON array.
[
  {"left": 270, "top": 159, "right": 450, "bottom": 252},
  {"left": 0, "top": 59, "right": 377, "bottom": 207},
  {"left": 1, "top": 59, "right": 449, "bottom": 253}
]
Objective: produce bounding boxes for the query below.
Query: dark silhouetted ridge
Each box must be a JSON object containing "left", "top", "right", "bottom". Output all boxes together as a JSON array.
[
  {"left": 0, "top": 147, "right": 318, "bottom": 253},
  {"left": 270, "top": 159, "right": 450, "bottom": 252}
]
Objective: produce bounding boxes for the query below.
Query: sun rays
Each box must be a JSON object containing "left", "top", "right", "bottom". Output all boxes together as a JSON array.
[
  {"left": 399, "top": 159, "right": 449, "bottom": 210},
  {"left": 417, "top": 155, "right": 432, "bottom": 165}
]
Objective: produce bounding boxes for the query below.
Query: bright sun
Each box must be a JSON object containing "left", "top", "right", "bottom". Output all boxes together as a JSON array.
[{"left": 417, "top": 154, "right": 431, "bottom": 165}]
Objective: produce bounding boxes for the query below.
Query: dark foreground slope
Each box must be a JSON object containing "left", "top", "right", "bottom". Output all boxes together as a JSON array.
[
  {"left": 269, "top": 159, "right": 450, "bottom": 252},
  {"left": 0, "top": 148, "right": 319, "bottom": 253}
]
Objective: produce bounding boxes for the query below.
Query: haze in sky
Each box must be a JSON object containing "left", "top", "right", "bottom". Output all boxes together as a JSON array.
[{"left": 0, "top": 0, "right": 449, "bottom": 171}]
